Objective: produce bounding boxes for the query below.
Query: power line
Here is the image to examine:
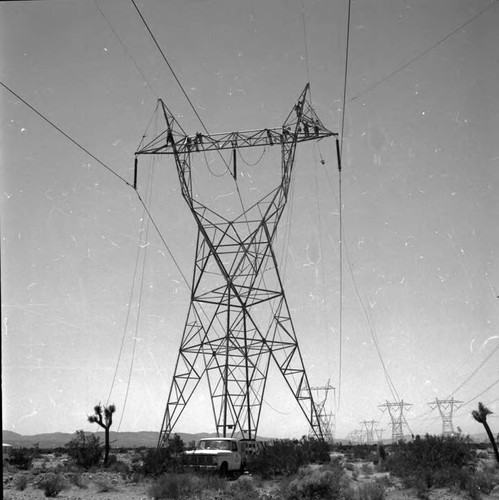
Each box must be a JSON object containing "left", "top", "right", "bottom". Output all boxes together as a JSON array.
[
  {"left": 350, "top": 0, "right": 499, "bottom": 102},
  {"left": 117, "top": 199, "right": 151, "bottom": 432},
  {"left": 301, "top": 0, "right": 311, "bottom": 86},
  {"left": 129, "top": 0, "right": 209, "bottom": 137},
  {"left": 1, "top": 79, "right": 192, "bottom": 291},
  {"left": 135, "top": 190, "right": 191, "bottom": 289},
  {"left": 460, "top": 375, "right": 499, "bottom": 409},
  {"left": 1, "top": 81, "right": 132, "bottom": 188},
  {"left": 448, "top": 342, "right": 499, "bottom": 398},
  {"left": 93, "top": 0, "right": 159, "bottom": 99},
  {"left": 336, "top": 0, "right": 352, "bottom": 414},
  {"left": 129, "top": 0, "right": 252, "bottom": 230},
  {"left": 339, "top": 0, "right": 352, "bottom": 156}
]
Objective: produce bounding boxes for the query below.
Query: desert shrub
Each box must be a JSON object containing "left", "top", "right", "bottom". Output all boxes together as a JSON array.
[
  {"left": 348, "top": 445, "right": 376, "bottom": 461},
  {"left": 384, "top": 434, "right": 474, "bottom": 489},
  {"left": 284, "top": 463, "right": 344, "bottom": 499},
  {"left": 460, "top": 467, "right": 498, "bottom": 498},
  {"left": 148, "top": 473, "right": 229, "bottom": 500},
  {"left": 377, "top": 444, "right": 387, "bottom": 461},
  {"left": 65, "top": 430, "right": 102, "bottom": 469},
  {"left": 13, "top": 474, "right": 29, "bottom": 491},
  {"left": 358, "top": 482, "right": 386, "bottom": 500},
  {"left": 343, "top": 482, "right": 386, "bottom": 500},
  {"left": 9, "top": 447, "right": 34, "bottom": 470},
  {"left": 108, "top": 459, "right": 129, "bottom": 474},
  {"left": 148, "top": 473, "right": 192, "bottom": 500},
  {"left": 94, "top": 476, "right": 118, "bottom": 492},
  {"left": 68, "top": 472, "right": 89, "bottom": 489},
  {"left": 361, "top": 463, "right": 373, "bottom": 476},
  {"left": 37, "top": 472, "right": 68, "bottom": 497},
  {"left": 143, "top": 435, "right": 185, "bottom": 476},
  {"left": 246, "top": 437, "right": 330, "bottom": 478},
  {"left": 227, "top": 475, "right": 260, "bottom": 500}
]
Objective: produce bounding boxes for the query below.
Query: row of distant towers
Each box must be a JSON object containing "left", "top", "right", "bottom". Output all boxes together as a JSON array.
[{"left": 348, "top": 397, "right": 463, "bottom": 444}]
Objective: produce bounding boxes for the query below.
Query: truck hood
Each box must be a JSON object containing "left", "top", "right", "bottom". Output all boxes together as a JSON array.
[{"left": 184, "top": 450, "right": 232, "bottom": 456}]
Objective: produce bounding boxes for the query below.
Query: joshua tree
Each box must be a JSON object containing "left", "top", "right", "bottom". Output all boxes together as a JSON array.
[
  {"left": 88, "top": 403, "right": 116, "bottom": 466},
  {"left": 471, "top": 402, "right": 499, "bottom": 463}
]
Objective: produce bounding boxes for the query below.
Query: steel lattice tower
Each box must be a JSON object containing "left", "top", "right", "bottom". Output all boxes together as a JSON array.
[
  {"left": 135, "top": 85, "right": 337, "bottom": 446},
  {"left": 379, "top": 400, "right": 412, "bottom": 442},
  {"left": 310, "top": 382, "right": 336, "bottom": 442},
  {"left": 428, "top": 398, "right": 462, "bottom": 436},
  {"left": 374, "top": 427, "right": 385, "bottom": 442},
  {"left": 360, "top": 420, "right": 377, "bottom": 445}
]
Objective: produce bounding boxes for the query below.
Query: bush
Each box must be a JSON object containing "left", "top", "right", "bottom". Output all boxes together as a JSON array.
[
  {"left": 94, "top": 477, "right": 118, "bottom": 492},
  {"left": 143, "top": 448, "right": 182, "bottom": 475},
  {"left": 342, "top": 481, "right": 386, "bottom": 500},
  {"left": 246, "top": 437, "right": 331, "bottom": 478},
  {"left": 284, "top": 463, "right": 344, "bottom": 499},
  {"left": 65, "top": 430, "right": 102, "bottom": 469},
  {"left": 358, "top": 482, "right": 386, "bottom": 500},
  {"left": 384, "top": 434, "right": 474, "bottom": 489},
  {"left": 37, "top": 472, "right": 68, "bottom": 497},
  {"left": 68, "top": 472, "right": 89, "bottom": 489},
  {"left": 9, "top": 447, "right": 34, "bottom": 470},
  {"left": 108, "top": 460, "right": 129, "bottom": 474},
  {"left": 361, "top": 463, "right": 373, "bottom": 476},
  {"left": 148, "top": 473, "right": 195, "bottom": 500},
  {"left": 143, "top": 435, "right": 186, "bottom": 475},
  {"left": 13, "top": 474, "right": 28, "bottom": 491},
  {"left": 227, "top": 476, "right": 260, "bottom": 500},
  {"left": 460, "top": 467, "right": 498, "bottom": 498},
  {"left": 148, "top": 473, "right": 229, "bottom": 500}
]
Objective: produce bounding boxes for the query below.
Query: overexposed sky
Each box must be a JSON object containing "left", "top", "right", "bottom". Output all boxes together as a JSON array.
[{"left": 2, "top": 0, "right": 498, "bottom": 440}]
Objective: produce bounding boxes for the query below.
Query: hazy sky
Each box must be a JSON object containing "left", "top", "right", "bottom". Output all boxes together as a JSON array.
[{"left": 2, "top": 0, "right": 498, "bottom": 441}]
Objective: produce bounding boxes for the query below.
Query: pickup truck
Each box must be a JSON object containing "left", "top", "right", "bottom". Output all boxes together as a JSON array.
[{"left": 183, "top": 437, "right": 260, "bottom": 475}]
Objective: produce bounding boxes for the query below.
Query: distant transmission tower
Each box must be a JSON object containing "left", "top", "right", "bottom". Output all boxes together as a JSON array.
[
  {"left": 310, "top": 381, "right": 336, "bottom": 442},
  {"left": 379, "top": 400, "right": 412, "bottom": 442},
  {"left": 428, "top": 398, "right": 462, "bottom": 436},
  {"left": 360, "top": 420, "right": 377, "bottom": 445},
  {"left": 374, "top": 427, "right": 385, "bottom": 442},
  {"left": 135, "top": 85, "right": 337, "bottom": 446}
]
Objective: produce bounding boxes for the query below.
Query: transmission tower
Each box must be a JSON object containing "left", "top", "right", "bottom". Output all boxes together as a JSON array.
[
  {"left": 360, "top": 420, "right": 377, "bottom": 445},
  {"left": 310, "top": 381, "right": 336, "bottom": 442},
  {"left": 374, "top": 427, "right": 385, "bottom": 442},
  {"left": 135, "top": 85, "right": 337, "bottom": 446},
  {"left": 428, "top": 398, "right": 462, "bottom": 436},
  {"left": 378, "top": 400, "right": 412, "bottom": 442}
]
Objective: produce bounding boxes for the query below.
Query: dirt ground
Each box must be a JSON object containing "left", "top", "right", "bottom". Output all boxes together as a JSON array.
[{"left": 3, "top": 451, "right": 499, "bottom": 499}]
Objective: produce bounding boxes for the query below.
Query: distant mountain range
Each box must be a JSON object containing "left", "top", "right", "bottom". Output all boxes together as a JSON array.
[
  {"left": 2, "top": 430, "right": 218, "bottom": 449},
  {"left": 3, "top": 430, "right": 490, "bottom": 449}
]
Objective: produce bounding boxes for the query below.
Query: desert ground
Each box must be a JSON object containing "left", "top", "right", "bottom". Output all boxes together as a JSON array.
[{"left": 3, "top": 447, "right": 499, "bottom": 500}]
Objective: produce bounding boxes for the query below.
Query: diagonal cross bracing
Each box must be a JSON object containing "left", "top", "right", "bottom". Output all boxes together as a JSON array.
[{"left": 136, "top": 85, "right": 337, "bottom": 445}]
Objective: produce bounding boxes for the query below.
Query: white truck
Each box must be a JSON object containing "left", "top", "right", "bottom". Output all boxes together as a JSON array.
[{"left": 183, "top": 437, "right": 260, "bottom": 475}]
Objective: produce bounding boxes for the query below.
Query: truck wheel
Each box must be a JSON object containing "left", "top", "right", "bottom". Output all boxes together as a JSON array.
[{"left": 219, "top": 462, "right": 228, "bottom": 477}]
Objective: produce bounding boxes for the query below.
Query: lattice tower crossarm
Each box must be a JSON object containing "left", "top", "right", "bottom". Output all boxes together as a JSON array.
[
  {"left": 135, "top": 85, "right": 337, "bottom": 447},
  {"left": 428, "top": 398, "right": 463, "bottom": 436}
]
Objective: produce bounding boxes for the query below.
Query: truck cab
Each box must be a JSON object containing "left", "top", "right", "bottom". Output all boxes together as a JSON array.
[{"left": 183, "top": 437, "right": 243, "bottom": 475}]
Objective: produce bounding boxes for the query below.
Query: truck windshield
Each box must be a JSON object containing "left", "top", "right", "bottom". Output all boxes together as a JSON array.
[{"left": 198, "top": 440, "right": 230, "bottom": 450}]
